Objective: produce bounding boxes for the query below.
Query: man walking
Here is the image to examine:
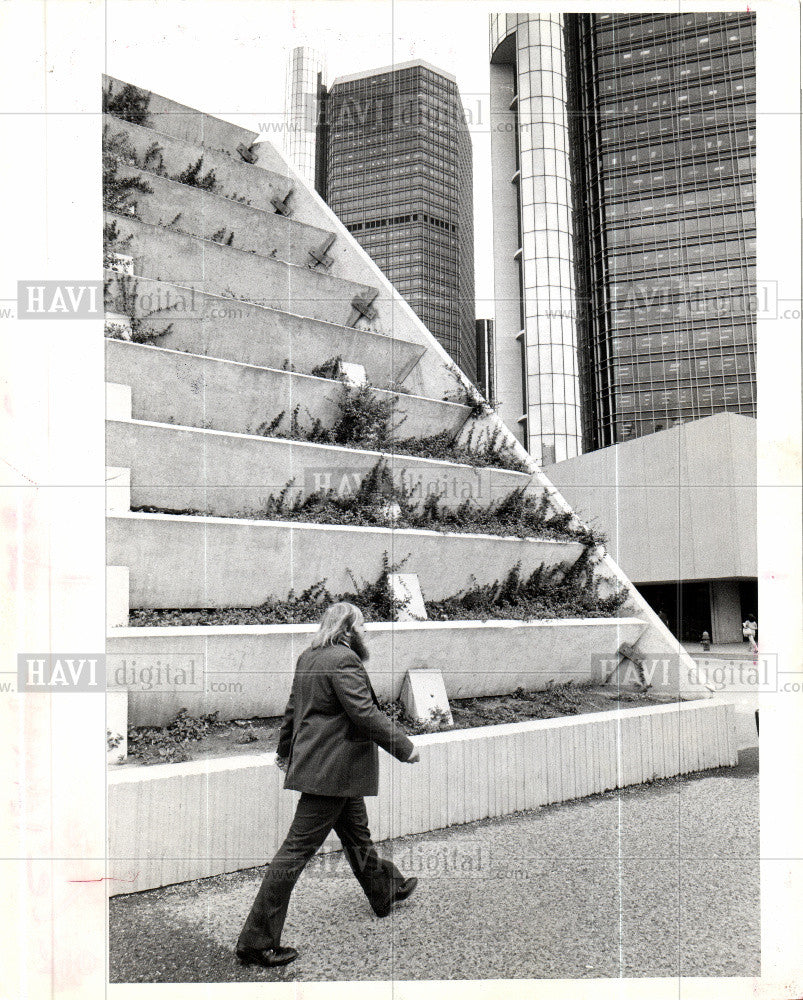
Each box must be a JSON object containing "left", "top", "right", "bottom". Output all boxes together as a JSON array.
[{"left": 236, "top": 601, "right": 420, "bottom": 968}]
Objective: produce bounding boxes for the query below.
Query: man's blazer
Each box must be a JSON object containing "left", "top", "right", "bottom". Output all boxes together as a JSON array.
[{"left": 276, "top": 642, "right": 415, "bottom": 797}]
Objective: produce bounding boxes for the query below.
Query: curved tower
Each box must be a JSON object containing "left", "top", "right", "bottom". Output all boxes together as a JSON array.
[
  {"left": 284, "top": 45, "right": 327, "bottom": 191},
  {"left": 490, "top": 14, "right": 582, "bottom": 463}
]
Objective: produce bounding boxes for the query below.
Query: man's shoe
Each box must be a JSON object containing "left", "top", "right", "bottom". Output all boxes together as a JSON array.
[
  {"left": 372, "top": 877, "right": 419, "bottom": 918},
  {"left": 394, "top": 876, "right": 418, "bottom": 903},
  {"left": 236, "top": 945, "right": 298, "bottom": 968}
]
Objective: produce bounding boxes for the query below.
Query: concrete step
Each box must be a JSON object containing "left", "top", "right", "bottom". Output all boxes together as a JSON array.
[
  {"left": 104, "top": 74, "right": 257, "bottom": 155},
  {"left": 105, "top": 214, "right": 376, "bottom": 328},
  {"left": 107, "top": 512, "right": 586, "bottom": 609},
  {"left": 107, "top": 171, "right": 338, "bottom": 271},
  {"left": 106, "top": 418, "right": 535, "bottom": 517},
  {"left": 104, "top": 113, "right": 321, "bottom": 227},
  {"left": 106, "top": 617, "right": 650, "bottom": 725},
  {"left": 105, "top": 339, "right": 470, "bottom": 439},
  {"left": 102, "top": 273, "right": 424, "bottom": 388}
]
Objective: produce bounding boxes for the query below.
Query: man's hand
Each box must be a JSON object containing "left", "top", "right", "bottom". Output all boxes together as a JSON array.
[
  {"left": 275, "top": 756, "right": 289, "bottom": 772},
  {"left": 405, "top": 748, "right": 420, "bottom": 764}
]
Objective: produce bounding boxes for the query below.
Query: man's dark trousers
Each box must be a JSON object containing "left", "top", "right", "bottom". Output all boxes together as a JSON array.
[{"left": 237, "top": 793, "right": 406, "bottom": 951}]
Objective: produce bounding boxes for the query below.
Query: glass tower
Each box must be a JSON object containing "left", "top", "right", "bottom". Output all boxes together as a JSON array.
[
  {"left": 285, "top": 46, "right": 327, "bottom": 192},
  {"left": 490, "top": 12, "right": 756, "bottom": 454},
  {"left": 565, "top": 12, "right": 756, "bottom": 448},
  {"left": 326, "top": 61, "right": 476, "bottom": 380}
]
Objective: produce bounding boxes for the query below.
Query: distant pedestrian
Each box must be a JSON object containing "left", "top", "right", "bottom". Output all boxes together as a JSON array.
[
  {"left": 701, "top": 630, "right": 711, "bottom": 652},
  {"left": 742, "top": 613, "right": 758, "bottom": 653},
  {"left": 235, "top": 602, "right": 420, "bottom": 969}
]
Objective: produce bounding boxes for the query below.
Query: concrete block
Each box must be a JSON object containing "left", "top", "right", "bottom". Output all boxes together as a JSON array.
[
  {"left": 105, "top": 467, "right": 131, "bottom": 515},
  {"left": 106, "top": 382, "right": 132, "bottom": 421},
  {"left": 389, "top": 573, "right": 428, "bottom": 623},
  {"left": 107, "top": 690, "right": 128, "bottom": 765},
  {"left": 107, "top": 566, "right": 129, "bottom": 629},
  {"left": 400, "top": 668, "right": 453, "bottom": 727},
  {"left": 340, "top": 362, "right": 367, "bottom": 386}
]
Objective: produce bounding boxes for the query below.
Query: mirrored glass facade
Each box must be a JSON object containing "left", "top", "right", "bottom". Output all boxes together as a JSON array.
[
  {"left": 565, "top": 12, "right": 756, "bottom": 448},
  {"left": 326, "top": 63, "right": 476, "bottom": 378}
]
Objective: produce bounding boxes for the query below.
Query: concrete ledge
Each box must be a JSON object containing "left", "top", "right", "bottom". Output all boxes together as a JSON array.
[
  {"left": 106, "top": 418, "right": 533, "bottom": 517},
  {"left": 104, "top": 76, "right": 257, "bottom": 155},
  {"left": 107, "top": 699, "right": 737, "bottom": 895},
  {"left": 102, "top": 273, "right": 424, "bottom": 389},
  {"left": 107, "top": 213, "right": 376, "bottom": 328},
  {"left": 107, "top": 617, "right": 650, "bottom": 724},
  {"left": 111, "top": 172, "right": 336, "bottom": 270},
  {"left": 105, "top": 338, "right": 470, "bottom": 440},
  {"left": 106, "top": 511, "right": 586, "bottom": 609}
]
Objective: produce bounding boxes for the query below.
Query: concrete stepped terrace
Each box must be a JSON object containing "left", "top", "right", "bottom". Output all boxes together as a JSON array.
[
  {"left": 105, "top": 338, "right": 473, "bottom": 441},
  {"left": 102, "top": 273, "right": 426, "bottom": 388},
  {"left": 104, "top": 75, "right": 701, "bottom": 735},
  {"left": 106, "top": 419, "right": 535, "bottom": 518},
  {"left": 106, "top": 212, "right": 379, "bottom": 325}
]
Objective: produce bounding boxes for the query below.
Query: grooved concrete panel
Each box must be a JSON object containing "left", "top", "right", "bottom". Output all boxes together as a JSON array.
[
  {"left": 107, "top": 512, "right": 585, "bottom": 608},
  {"left": 108, "top": 617, "right": 649, "bottom": 724},
  {"left": 104, "top": 340, "right": 469, "bottom": 440},
  {"left": 107, "top": 700, "right": 736, "bottom": 895},
  {"left": 106, "top": 419, "right": 532, "bottom": 517},
  {"left": 103, "top": 274, "right": 424, "bottom": 388}
]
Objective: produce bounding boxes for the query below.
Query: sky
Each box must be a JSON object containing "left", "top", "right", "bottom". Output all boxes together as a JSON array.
[{"left": 105, "top": 0, "right": 497, "bottom": 311}]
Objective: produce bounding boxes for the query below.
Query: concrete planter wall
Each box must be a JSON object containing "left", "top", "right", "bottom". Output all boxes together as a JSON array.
[
  {"left": 103, "top": 114, "right": 321, "bottom": 225},
  {"left": 103, "top": 273, "right": 425, "bottom": 389},
  {"left": 107, "top": 512, "right": 585, "bottom": 609},
  {"left": 107, "top": 700, "right": 736, "bottom": 896},
  {"left": 107, "top": 617, "right": 649, "bottom": 725},
  {"left": 105, "top": 339, "right": 470, "bottom": 440},
  {"left": 115, "top": 171, "right": 336, "bottom": 270},
  {"left": 107, "top": 419, "right": 533, "bottom": 518},
  {"left": 108, "top": 213, "right": 375, "bottom": 327},
  {"left": 104, "top": 76, "right": 257, "bottom": 156}
]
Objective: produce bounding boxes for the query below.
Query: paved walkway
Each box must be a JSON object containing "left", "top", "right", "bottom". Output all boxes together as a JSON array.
[{"left": 109, "top": 750, "right": 759, "bottom": 983}]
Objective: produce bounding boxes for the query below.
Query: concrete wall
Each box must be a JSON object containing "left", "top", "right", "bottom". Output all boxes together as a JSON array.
[
  {"left": 107, "top": 419, "right": 534, "bottom": 517},
  {"left": 103, "top": 274, "right": 424, "bottom": 389},
  {"left": 107, "top": 700, "right": 737, "bottom": 895},
  {"left": 104, "top": 75, "right": 257, "bottom": 154},
  {"left": 114, "top": 169, "right": 335, "bottom": 269},
  {"left": 107, "top": 512, "right": 585, "bottom": 608},
  {"left": 108, "top": 213, "right": 375, "bottom": 327},
  {"left": 546, "top": 413, "right": 757, "bottom": 584},
  {"left": 105, "top": 339, "right": 470, "bottom": 440},
  {"left": 107, "top": 617, "right": 648, "bottom": 724}
]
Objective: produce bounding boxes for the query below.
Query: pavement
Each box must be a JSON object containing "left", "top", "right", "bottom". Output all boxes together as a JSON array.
[{"left": 109, "top": 748, "right": 759, "bottom": 983}]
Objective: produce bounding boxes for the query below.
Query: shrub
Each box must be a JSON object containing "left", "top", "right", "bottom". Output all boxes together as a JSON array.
[
  {"left": 103, "top": 127, "right": 154, "bottom": 215},
  {"left": 127, "top": 708, "right": 222, "bottom": 764},
  {"left": 172, "top": 156, "right": 218, "bottom": 191},
  {"left": 103, "top": 82, "right": 151, "bottom": 125}
]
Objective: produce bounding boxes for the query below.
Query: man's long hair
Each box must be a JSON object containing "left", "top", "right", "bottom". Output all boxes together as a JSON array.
[{"left": 310, "top": 602, "right": 364, "bottom": 650}]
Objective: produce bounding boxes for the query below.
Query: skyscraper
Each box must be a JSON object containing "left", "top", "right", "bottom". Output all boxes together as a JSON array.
[
  {"left": 490, "top": 12, "right": 756, "bottom": 456},
  {"left": 489, "top": 14, "right": 583, "bottom": 463},
  {"left": 284, "top": 46, "right": 328, "bottom": 192},
  {"left": 322, "top": 61, "right": 476, "bottom": 379}
]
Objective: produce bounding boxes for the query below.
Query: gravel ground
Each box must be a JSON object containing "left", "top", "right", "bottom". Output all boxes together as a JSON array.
[{"left": 109, "top": 748, "right": 759, "bottom": 983}]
